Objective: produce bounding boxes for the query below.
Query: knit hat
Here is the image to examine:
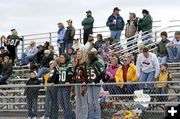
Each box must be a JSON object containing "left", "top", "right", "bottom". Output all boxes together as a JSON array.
[{"left": 175, "top": 31, "right": 180, "bottom": 35}]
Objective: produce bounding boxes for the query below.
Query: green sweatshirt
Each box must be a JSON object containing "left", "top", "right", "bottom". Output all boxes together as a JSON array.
[
  {"left": 157, "top": 39, "right": 170, "bottom": 57},
  {"left": 82, "top": 15, "right": 94, "bottom": 30},
  {"left": 139, "top": 15, "right": 153, "bottom": 32}
]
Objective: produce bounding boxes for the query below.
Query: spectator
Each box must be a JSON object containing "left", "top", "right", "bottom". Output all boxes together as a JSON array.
[
  {"left": 4, "top": 29, "right": 22, "bottom": 63},
  {"left": 44, "top": 41, "right": 50, "bottom": 50},
  {"left": 0, "top": 46, "right": 9, "bottom": 58},
  {"left": 72, "top": 38, "right": 85, "bottom": 51},
  {"left": 106, "top": 7, "right": 125, "bottom": 41},
  {"left": 157, "top": 31, "right": 170, "bottom": 64},
  {"left": 48, "top": 45, "right": 55, "bottom": 59},
  {"left": 30, "top": 45, "right": 44, "bottom": 71},
  {"left": 138, "top": 9, "right": 153, "bottom": 43},
  {"left": 0, "top": 56, "right": 13, "bottom": 84},
  {"left": 130, "top": 52, "right": 138, "bottom": 65},
  {"left": 167, "top": 31, "right": 180, "bottom": 62},
  {"left": 66, "top": 48, "right": 75, "bottom": 61},
  {"left": 82, "top": 10, "right": 94, "bottom": 44},
  {"left": 136, "top": 47, "right": 160, "bottom": 89},
  {"left": 40, "top": 61, "right": 56, "bottom": 119},
  {"left": 87, "top": 50, "right": 105, "bottom": 119},
  {"left": 94, "top": 34, "right": 104, "bottom": 50},
  {"left": 72, "top": 50, "right": 88, "bottom": 119},
  {"left": 0, "top": 35, "right": 6, "bottom": 47},
  {"left": 104, "top": 55, "right": 120, "bottom": 94},
  {"left": 156, "top": 63, "right": 170, "bottom": 102},
  {"left": 115, "top": 55, "right": 138, "bottom": 96},
  {"left": 52, "top": 54, "right": 74, "bottom": 119},
  {"left": 57, "top": 22, "right": 66, "bottom": 55},
  {"left": 24, "top": 71, "right": 40, "bottom": 119},
  {"left": 21, "top": 40, "right": 37, "bottom": 65},
  {"left": 138, "top": 44, "right": 145, "bottom": 53},
  {"left": 37, "top": 50, "right": 53, "bottom": 77},
  {"left": 125, "top": 13, "right": 138, "bottom": 52},
  {"left": 65, "top": 19, "right": 75, "bottom": 50},
  {"left": 84, "top": 34, "right": 95, "bottom": 52}
]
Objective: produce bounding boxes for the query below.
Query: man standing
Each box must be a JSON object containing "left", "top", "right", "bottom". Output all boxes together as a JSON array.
[
  {"left": 136, "top": 47, "right": 160, "bottom": 89},
  {"left": 106, "top": 7, "right": 125, "bottom": 41},
  {"left": 4, "top": 29, "right": 22, "bottom": 64},
  {"left": 65, "top": 19, "right": 75, "bottom": 50},
  {"left": 57, "top": 22, "right": 66, "bottom": 55},
  {"left": 167, "top": 31, "right": 180, "bottom": 62},
  {"left": 157, "top": 31, "right": 170, "bottom": 64},
  {"left": 82, "top": 10, "right": 94, "bottom": 45},
  {"left": 125, "top": 13, "right": 138, "bottom": 52},
  {"left": 138, "top": 9, "right": 153, "bottom": 43}
]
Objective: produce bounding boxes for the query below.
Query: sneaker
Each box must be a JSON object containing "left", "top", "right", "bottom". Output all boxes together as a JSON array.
[
  {"left": 28, "top": 117, "right": 31, "bottom": 119},
  {"left": 32, "top": 117, "right": 37, "bottom": 119},
  {"left": 40, "top": 116, "right": 45, "bottom": 119}
]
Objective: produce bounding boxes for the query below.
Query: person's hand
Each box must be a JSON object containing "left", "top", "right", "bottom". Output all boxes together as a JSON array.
[
  {"left": 65, "top": 82, "right": 70, "bottom": 86},
  {"left": 167, "top": 44, "right": 175, "bottom": 48},
  {"left": 50, "top": 83, "right": 54, "bottom": 86}
]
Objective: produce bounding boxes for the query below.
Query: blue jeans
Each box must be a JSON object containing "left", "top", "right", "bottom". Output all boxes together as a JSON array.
[
  {"left": 57, "top": 40, "right": 65, "bottom": 55},
  {"left": 158, "top": 56, "right": 167, "bottom": 64},
  {"left": 142, "top": 31, "right": 151, "bottom": 45},
  {"left": 156, "top": 87, "right": 168, "bottom": 102},
  {"left": 21, "top": 53, "right": 34, "bottom": 65},
  {"left": 38, "top": 67, "right": 49, "bottom": 77},
  {"left": 44, "top": 87, "right": 53, "bottom": 117},
  {"left": 167, "top": 47, "right": 180, "bottom": 62},
  {"left": 66, "top": 43, "right": 73, "bottom": 51},
  {"left": 58, "top": 86, "right": 73, "bottom": 119},
  {"left": 110, "top": 30, "right": 122, "bottom": 41},
  {"left": 139, "top": 71, "right": 155, "bottom": 90},
  {"left": 0, "top": 75, "right": 9, "bottom": 84},
  {"left": 27, "top": 97, "right": 38, "bottom": 118},
  {"left": 49, "top": 86, "right": 59, "bottom": 119},
  {"left": 87, "top": 86, "right": 101, "bottom": 119},
  {"left": 75, "top": 85, "right": 88, "bottom": 119}
]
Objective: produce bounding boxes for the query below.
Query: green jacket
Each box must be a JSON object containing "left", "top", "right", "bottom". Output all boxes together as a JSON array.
[
  {"left": 157, "top": 39, "right": 170, "bottom": 57},
  {"left": 139, "top": 15, "right": 153, "bottom": 32},
  {"left": 82, "top": 15, "right": 94, "bottom": 30}
]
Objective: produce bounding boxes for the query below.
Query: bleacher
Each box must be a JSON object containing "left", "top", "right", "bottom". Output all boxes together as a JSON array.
[{"left": 0, "top": 20, "right": 180, "bottom": 118}]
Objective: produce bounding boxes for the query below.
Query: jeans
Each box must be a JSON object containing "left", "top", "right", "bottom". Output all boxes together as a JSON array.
[
  {"left": 142, "top": 31, "right": 151, "bottom": 45},
  {"left": 167, "top": 47, "right": 180, "bottom": 62},
  {"left": 75, "top": 85, "right": 88, "bottom": 119},
  {"left": 110, "top": 30, "right": 122, "bottom": 41},
  {"left": 21, "top": 53, "right": 34, "bottom": 65},
  {"left": 57, "top": 40, "right": 65, "bottom": 55},
  {"left": 0, "top": 75, "right": 9, "bottom": 84},
  {"left": 58, "top": 86, "right": 73, "bottom": 119},
  {"left": 44, "top": 87, "right": 52, "bottom": 117},
  {"left": 66, "top": 43, "right": 73, "bottom": 51},
  {"left": 87, "top": 86, "right": 101, "bottom": 119},
  {"left": 156, "top": 88, "right": 168, "bottom": 102},
  {"left": 139, "top": 71, "right": 155, "bottom": 90},
  {"left": 158, "top": 56, "right": 167, "bottom": 64},
  {"left": 49, "top": 86, "right": 59, "bottom": 119},
  {"left": 38, "top": 67, "right": 49, "bottom": 77},
  {"left": 27, "top": 97, "right": 38, "bottom": 118}
]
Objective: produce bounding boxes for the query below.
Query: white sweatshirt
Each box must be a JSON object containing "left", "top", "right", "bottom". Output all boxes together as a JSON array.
[{"left": 136, "top": 52, "right": 160, "bottom": 78}]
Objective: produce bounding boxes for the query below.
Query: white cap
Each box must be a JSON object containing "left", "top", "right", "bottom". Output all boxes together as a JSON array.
[{"left": 44, "top": 50, "right": 50, "bottom": 54}]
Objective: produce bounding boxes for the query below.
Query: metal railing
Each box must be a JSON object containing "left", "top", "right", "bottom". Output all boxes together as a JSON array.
[{"left": 0, "top": 81, "right": 180, "bottom": 118}]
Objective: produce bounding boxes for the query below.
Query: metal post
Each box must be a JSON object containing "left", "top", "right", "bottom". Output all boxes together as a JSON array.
[
  {"left": 49, "top": 32, "right": 52, "bottom": 45},
  {"left": 79, "top": 29, "right": 82, "bottom": 43}
]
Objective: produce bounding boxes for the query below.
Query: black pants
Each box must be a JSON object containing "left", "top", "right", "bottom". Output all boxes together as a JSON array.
[
  {"left": 127, "top": 37, "right": 137, "bottom": 52},
  {"left": 83, "top": 29, "right": 93, "bottom": 45}
]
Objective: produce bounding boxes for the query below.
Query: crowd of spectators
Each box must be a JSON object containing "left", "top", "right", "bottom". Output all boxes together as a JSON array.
[{"left": 0, "top": 7, "right": 179, "bottom": 119}]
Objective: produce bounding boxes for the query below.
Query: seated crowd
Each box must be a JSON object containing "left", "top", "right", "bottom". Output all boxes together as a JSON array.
[{"left": 0, "top": 7, "right": 179, "bottom": 119}]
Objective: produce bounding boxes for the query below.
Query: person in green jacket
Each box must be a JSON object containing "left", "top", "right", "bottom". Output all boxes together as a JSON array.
[
  {"left": 157, "top": 31, "right": 170, "bottom": 64},
  {"left": 138, "top": 9, "right": 153, "bottom": 44},
  {"left": 82, "top": 10, "right": 94, "bottom": 44}
]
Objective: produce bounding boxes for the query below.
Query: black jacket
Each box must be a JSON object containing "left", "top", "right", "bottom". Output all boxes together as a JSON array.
[
  {"left": 40, "top": 55, "right": 53, "bottom": 68},
  {"left": 2, "top": 62, "right": 13, "bottom": 76},
  {"left": 24, "top": 78, "right": 41, "bottom": 98},
  {"left": 65, "top": 26, "right": 75, "bottom": 43}
]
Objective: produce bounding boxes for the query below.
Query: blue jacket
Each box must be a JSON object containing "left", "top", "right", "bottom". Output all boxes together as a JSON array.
[
  {"left": 106, "top": 14, "right": 125, "bottom": 31},
  {"left": 57, "top": 28, "right": 66, "bottom": 42}
]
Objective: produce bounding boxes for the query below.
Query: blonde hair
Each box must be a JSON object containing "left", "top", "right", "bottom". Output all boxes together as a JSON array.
[{"left": 75, "top": 50, "right": 87, "bottom": 65}]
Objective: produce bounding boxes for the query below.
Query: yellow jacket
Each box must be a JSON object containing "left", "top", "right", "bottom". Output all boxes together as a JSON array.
[
  {"left": 115, "top": 63, "right": 138, "bottom": 88},
  {"left": 156, "top": 70, "right": 170, "bottom": 88}
]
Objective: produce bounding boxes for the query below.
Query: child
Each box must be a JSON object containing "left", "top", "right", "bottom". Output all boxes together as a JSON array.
[
  {"left": 87, "top": 49, "right": 105, "bottom": 119},
  {"left": 24, "top": 71, "right": 41, "bottom": 119},
  {"left": 156, "top": 63, "right": 170, "bottom": 102},
  {"left": 52, "top": 54, "right": 74, "bottom": 119}
]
